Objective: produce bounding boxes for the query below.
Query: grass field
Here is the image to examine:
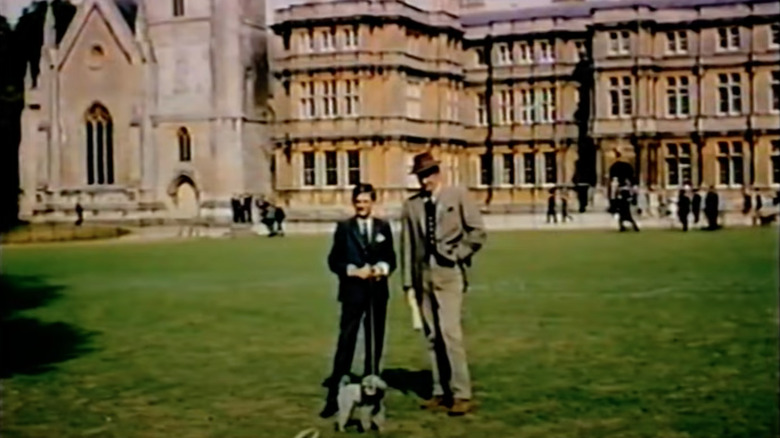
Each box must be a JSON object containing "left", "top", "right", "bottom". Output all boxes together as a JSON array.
[{"left": 1, "top": 228, "right": 778, "bottom": 438}]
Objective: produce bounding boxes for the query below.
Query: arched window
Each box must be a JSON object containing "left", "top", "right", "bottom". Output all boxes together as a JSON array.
[
  {"left": 173, "top": 0, "right": 185, "bottom": 17},
  {"left": 178, "top": 127, "right": 191, "bottom": 162},
  {"left": 85, "top": 103, "right": 114, "bottom": 185}
]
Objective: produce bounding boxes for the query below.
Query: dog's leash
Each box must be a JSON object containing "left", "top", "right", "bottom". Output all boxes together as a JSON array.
[{"left": 367, "top": 264, "right": 377, "bottom": 378}]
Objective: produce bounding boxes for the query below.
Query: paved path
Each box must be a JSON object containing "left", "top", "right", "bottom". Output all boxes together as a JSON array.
[{"left": 117, "top": 212, "right": 762, "bottom": 243}]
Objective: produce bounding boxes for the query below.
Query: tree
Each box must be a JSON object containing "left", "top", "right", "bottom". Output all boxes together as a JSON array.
[{"left": 0, "top": 1, "right": 76, "bottom": 232}]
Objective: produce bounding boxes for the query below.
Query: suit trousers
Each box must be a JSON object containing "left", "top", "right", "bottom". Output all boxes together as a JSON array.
[
  {"left": 327, "top": 296, "right": 387, "bottom": 400},
  {"left": 420, "top": 257, "right": 472, "bottom": 400}
]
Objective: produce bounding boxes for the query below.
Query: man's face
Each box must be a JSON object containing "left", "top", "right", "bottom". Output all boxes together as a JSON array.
[
  {"left": 417, "top": 169, "right": 442, "bottom": 195},
  {"left": 353, "top": 193, "right": 373, "bottom": 218}
]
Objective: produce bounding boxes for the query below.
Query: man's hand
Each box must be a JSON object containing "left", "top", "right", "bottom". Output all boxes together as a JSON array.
[
  {"left": 347, "top": 265, "right": 373, "bottom": 280},
  {"left": 370, "top": 263, "right": 390, "bottom": 278}
]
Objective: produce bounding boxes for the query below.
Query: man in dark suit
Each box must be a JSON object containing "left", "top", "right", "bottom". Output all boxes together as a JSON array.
[
  {"left": 704, "top": 186, "right": 720, "bottom": 230},
  {"left": 320, "top": 183, "right": 396, "bottom": 418},
  {"left": 678, "top": 189, "right": 691, "bottom": 232},
  {"left": 691, "top": 189, "right": 702, "bottom": 224}
]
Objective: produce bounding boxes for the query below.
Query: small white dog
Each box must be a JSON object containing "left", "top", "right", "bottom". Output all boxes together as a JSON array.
[{"left": 335, "top": 374, "right": 387, "bottom": 433}]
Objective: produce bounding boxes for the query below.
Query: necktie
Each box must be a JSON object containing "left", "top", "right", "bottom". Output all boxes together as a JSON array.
[
  {"left": 425, "top": 198, "right": 436, "bottom": 257},
  {"left": 361, "top": 220, "right": 370, "bottom": 245}
]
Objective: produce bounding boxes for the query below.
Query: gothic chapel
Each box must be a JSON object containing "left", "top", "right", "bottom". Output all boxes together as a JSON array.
[{"left": 19, "top": 0, "right": 272, "bottom": 223}]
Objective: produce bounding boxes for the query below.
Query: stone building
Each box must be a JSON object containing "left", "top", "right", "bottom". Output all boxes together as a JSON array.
[
  {"left": 18, "top": 0, "right": 272, "bottom": 224},
  {"left": 18, "top": 0, "right": 780, "bottom": 224},
  {"left": 270, "top": 0, "right": 780, "bottom": 214}
]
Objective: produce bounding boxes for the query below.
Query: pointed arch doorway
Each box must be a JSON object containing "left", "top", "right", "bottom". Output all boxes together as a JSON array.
[{"left": 168, "top": 173, "right": 200, "bottom": 220}]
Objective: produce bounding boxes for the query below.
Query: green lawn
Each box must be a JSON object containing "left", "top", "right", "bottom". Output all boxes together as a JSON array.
[{"left": 1, "top": 228, "right": 778, "bottom": 438}]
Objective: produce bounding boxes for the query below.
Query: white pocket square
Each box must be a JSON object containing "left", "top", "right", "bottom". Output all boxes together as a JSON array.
[{"left": 375, "top": 233, "right": 386, "bottom": 243}]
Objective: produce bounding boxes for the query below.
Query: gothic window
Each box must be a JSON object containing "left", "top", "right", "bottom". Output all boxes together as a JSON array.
[
  {"left": 173, "top": 0, "right": 185, "bottom": 17},
  {"left": 85, "top": 103, "right": 114, "bottom": 185},
  {"left": 178, "top": 127, "right": 192, "bottom": 162}
]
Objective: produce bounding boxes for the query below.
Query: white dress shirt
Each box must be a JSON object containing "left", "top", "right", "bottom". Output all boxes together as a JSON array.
[{"left": 347, "top": 216, "right": 390, "bottom": 277}]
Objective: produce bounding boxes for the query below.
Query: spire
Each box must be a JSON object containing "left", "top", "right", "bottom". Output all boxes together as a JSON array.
[{"left": 43, "top": 0, "right": 56, "bottom": 48}]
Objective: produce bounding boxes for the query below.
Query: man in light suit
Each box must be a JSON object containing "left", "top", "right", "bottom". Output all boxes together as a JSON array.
[
  {"left": 320, "top": 183, "right": 396, "bottom": 418},
  {"left": 401, "top": 152, "right": 486, "bottom": 416}
]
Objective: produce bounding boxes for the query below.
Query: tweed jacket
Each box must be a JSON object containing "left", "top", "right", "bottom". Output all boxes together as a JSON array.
[{"left": 400, "top": 186, "right": 486, "bottom": 292}]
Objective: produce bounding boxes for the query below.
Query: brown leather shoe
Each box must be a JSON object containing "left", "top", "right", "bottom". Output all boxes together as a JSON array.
[
  {"left": 447, "top": 398, "right": 474, "bottom": 416},
  {"left": 419, "top": 396, "right": 450, "bottom": 411}
]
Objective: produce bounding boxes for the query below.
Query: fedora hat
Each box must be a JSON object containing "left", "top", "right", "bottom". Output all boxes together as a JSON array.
[{"left": 410, "top": 151, "right": 441, "bottom": 175}]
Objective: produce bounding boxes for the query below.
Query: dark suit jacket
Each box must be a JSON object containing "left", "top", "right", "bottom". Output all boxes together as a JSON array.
[{"left": 328, "top": 217, "right": 396, "bottom": 304}]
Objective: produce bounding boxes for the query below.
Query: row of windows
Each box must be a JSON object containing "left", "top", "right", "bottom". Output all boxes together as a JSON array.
[
  {"left": 606, "top": 24, "right": 780, "bottom": 56},
  {"left": 299, "top": 27, "right": 359, "bottom": 54},
  {"left": 479, "top": 152, "right": 558, "bottom": 186},
  {"left": 607, "top": 71, "right": 780, "bottom": 118},
  {"left": 293, "top": 141, "right": 779, "bottom": 190},
  {"left": 299, "top": 80, "right": 360, "bottom": 119},
  {"left": 301, "top": 150, "right": 361, "bottom": 187},
  {"left": 495, "top": 40, "right": 562, "bottom": 65},
  {"left": 294, "top": 71, "right": 778, "bottom": 124},
  {"left": 477, "top": 88, "right": 558, "bottom": 126},
  {"left": 663, "top": 140, "right": 780, "bottom": 187},
  {"left": 290, "top": 23, "right": 779, "bottom": 59}
]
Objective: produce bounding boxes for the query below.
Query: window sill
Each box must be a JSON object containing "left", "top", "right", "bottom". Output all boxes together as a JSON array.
[{"left": 663, "top": 115, "right": 692, "bottom": 119}]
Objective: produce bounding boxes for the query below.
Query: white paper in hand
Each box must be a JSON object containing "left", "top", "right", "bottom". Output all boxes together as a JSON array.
[{"left": 406, "top": 289, "right": 423, "bottom": 331}]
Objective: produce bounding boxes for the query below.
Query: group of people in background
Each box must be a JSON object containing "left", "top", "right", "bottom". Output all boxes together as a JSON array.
[
  {"left": 230, "top": 194, "right": 286, "bottom": 237},
  {"left": 606, "top": 177, "right": 780, "bottom": 232}
]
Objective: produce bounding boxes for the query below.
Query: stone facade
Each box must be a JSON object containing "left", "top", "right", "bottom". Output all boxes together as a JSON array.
[
  {"left": 18, "top": 0, "right": 272, "bottom": 224},
  {"left": 18, "top": 0, "right": 780, "bottom": 224},
  {"left": 270, "top": 0, "right": 780, "bottom": 214}
]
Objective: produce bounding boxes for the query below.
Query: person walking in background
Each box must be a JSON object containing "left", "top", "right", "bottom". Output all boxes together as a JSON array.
[
  {"left": 243, "top": 194, "right": 253, "bottom": 224},
  {"left": 259, "top": 200, "right": 277, "bottom": 236},
  {"left": 560, "top": 190, "right": 574, "bottom": 222},
  {"left": 546, "top": 189, "right": 558, "bottom": 224},
  {"left": 231, "top": 196, "right": 240, "bottom": 224},
  {"left": 704, "top": 186, "right": 720, "bottom": 230},
  {"left": 274, "top": 202, "right": 287, "bottom": 236},
  {"left": 320, "top": 183, "right": 396, "bottom": 419},
  {"left": 401, "top": 151, "right": 486, "bottom": 416},
  {"left": 617, "top": 188, "right": 639, "bottom": 232},
  {"left": 691, "top": 188, "right": 702, "bottom": 224},
  {"left": 74, "top": 202, "right": 84, "bottom": 226},
  {"left": 753, "top": 191, "right": 764, "bottom": 226},
  {"left": 741, "top": 188, "right": 752, "bottom": 225},
  {"left": 677, "top": 189, "right": 691, "bottom": 232}
]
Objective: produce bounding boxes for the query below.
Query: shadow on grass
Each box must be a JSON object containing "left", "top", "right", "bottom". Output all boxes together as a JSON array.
[
  {"left": 381, "top": 368, "right": 432, "bottom": 400},
  {"left": 0, "top": 275, "right": 96, "bottom": 378}
]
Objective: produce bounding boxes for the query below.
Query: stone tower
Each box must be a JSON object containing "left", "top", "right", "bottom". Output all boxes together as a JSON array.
[{"left": 142, "top": 0, "right": 272, "bottom": 220}]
